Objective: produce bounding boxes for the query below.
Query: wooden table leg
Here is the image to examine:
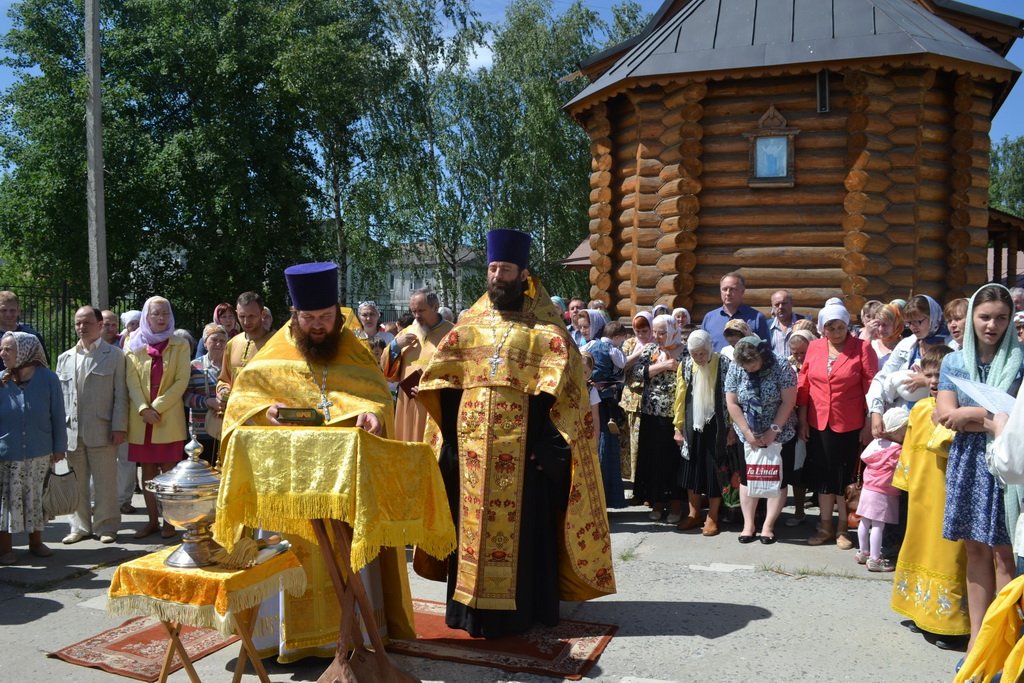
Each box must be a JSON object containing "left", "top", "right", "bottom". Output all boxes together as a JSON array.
[
  {"left": 158, "top": 621, "right": 203, "bottom": 683},
  {"left": 311, "top": 519, "right": 358, "bottom": 683},
  {"left": 232, "top": 606, "right": 270, "bottom": 683}
]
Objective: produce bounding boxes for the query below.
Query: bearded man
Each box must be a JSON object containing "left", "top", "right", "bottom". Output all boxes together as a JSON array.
[
  {"left": 217, "top": 262, "right": 414, "bottom": 662},
  {"left": 419, "top": 229, "right": 615, "bottom": 639}
]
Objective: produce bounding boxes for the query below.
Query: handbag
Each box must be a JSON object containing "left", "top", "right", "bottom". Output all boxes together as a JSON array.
[
  {"left": 744, "top": 442, "right": 783, "bottom": 498},
  {"left": 846, "top": 459, "right": 863, "bottom": 528},
  {"left": 42, "top": 464, "right": 80, "bottom": 519}
]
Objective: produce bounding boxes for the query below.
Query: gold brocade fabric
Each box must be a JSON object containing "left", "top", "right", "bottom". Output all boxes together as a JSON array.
[
  {"left": 954, "top": 574, "right": 1024, "bottom": 683},
  {"left": 890, "top": 398, "right": 969, "bottom": 637},
  {"left": 107, "top": 546, "right": 306, "bottom": 636},
  {"left": 213, "top": 426, "right": 455, "bottom": 570},
  {"left": 418, "top": 276, "right": 616, "bottom": 608}
]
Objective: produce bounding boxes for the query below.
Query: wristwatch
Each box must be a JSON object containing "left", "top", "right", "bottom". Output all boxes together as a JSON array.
[{"left": 769, "top": 423, "right": 781, "bottom": 433}]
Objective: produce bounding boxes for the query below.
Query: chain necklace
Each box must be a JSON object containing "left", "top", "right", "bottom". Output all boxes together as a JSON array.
[
  {"left": 488, "top": 314, "right": 515, "bottom": 377},
  {"left": 307, "top": 362, "right": 333, "bottom": 421}
]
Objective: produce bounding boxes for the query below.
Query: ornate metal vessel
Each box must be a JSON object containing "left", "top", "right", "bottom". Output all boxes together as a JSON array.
[{"left": 145, "top": 436, "right": 223, "bottom": 568}]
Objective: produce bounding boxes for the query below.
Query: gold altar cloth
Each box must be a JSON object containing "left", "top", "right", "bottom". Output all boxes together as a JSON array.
[
  {"left": 213, "top": 426, "right": 456, "bottom": 572},
  {"left": 107, "top": 546, "right": 306, "bottom": 636}
]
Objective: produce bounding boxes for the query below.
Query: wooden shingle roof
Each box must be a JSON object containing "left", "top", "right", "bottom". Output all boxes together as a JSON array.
[{"left": 567, "top": 0, "right": 1021, "bottom": 113}]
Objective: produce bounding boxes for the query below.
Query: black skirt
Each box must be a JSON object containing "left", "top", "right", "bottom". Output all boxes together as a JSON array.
[
  {"left": 678, "top": 416, "right": 724, "bottom": 498},
  {"left": 806, "top": 427, "right": 861, "bottom": 495},
  {"left": 634, "top": 413, "right": 683, "bottom": 503}
]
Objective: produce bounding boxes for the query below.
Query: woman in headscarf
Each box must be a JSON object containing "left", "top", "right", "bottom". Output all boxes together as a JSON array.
[
  {"left": 672, "top": 308, "right": 691, "bottom": 329},
  {"left": 0, "top": 333, "right": 66, "bottom": 565},
  {"left": 936, "top": 284, "right": 1024, "bottom": 654},
  {"left": 125, "top": 296, "right": 191, "bottom": 539},
  {"left": 785, "top": 328, "right": 816, "bottom": 526},
  {"left": 727, "top": 336, "right": 798, "bottom": 544},
  {"left": 631, "top": 314, "right": 685, "bottom": 523},
  {"left": 353, "top": 300, "right": 395, "bottom": 350},
  {"left": 868, "top": 295, "right": 944, "bottom": 437},
  {"left": 621, "top": 312, "right": 655, "bottom": 485},
  {"left": 119, "top": 310, "right": 141, "bottom": 350},
  {"left": 798, "top": 301, "right": 878, "bottom": 548},
  {"left": 184, "top": 323, "right": 227, "bottom": 465},
  {"left": 673, "top": 330, "right": 732, "bottom": 536},
  {"left": 579, "top": 310, "right": 626, "bottom": 509}
]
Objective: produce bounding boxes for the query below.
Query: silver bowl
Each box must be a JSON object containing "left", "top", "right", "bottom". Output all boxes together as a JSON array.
[{"left": 145, "top": 436, "right": 224, "bottom": 568}]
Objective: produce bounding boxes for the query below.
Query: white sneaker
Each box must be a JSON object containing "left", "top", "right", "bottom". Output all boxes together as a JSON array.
[
  {"left": 99, "top": 534, "right": 117, "bottom": 544},
  {"left": 62, "top": 531, "right": 90, "bottom": 545}
]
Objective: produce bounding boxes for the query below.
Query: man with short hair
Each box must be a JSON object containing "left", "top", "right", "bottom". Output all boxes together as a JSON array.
[
  {"left": 0, "top": 291, "right": 46, "bottom": 369},
  {"left": 419, "top": 230, "right": 615, "bottom": 638},
  {"left": 215, "top": 291, "right": 270, "bottom": 408},
  {"left": 215, "top": 263, "right": 415, "bottom": 660},
  {"left": 768, "top": 289, "right": 804, "bottom": 358},
  {"left": 55, "top": 306, "right": 128, "bottom": 544},
  {"left": 382, "top": 288, "right": 453, "bottom": 443},
  {"left": 701, "top": 272, "right": 769, "bottom": 352},
  {"left": 101, "top": 310, "right": 121, "bottom": 346},
  {"left": 567, "top": 297, "right": 587, "bottom": 346}
]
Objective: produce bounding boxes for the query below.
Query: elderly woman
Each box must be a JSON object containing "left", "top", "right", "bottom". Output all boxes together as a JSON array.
[
  {"left": 354, "top": 301, "right": 394, "bottom": 349},
  {"left": 868, "top": 295, "right": 944, "bottom": 437},
  {"left": 0, "top": 333, "right": 66, "bottom": 565},
  {"left": 726, "top": 336, "right": 798, "bottom": 544},
  {"left": 721, "top": 319, "right": 751, "bottom": 362},
  {"left": 184, "top": 323, "right": 227, "bottom": 465},
  {"left": 621, "top": 312, "right": 655, "bottom": 484},
  {"left": 126, "top": 296, "right": 191, "bottom": 539},
  {"left": 119, "top": 310, "right": 141, "bottom": 350},
  {"left": 632, "top": 314, "right": 685, "bottom": 522},
  {"left": 673, "top": 330, "right": 732, "bottom": 536},
  {"left": 673, "top": 308, "right": 691, "bottom": 329},
  {"left": 786, "top": 328, "right": 815, "bottom": 525},
  {"left": 194, "top": 303, "right": 240, "bottom": 359},
  {"left": 798, "top": 302, "right": 877, "bottom": 548}
]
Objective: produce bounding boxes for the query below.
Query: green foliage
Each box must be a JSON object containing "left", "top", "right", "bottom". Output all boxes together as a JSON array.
[{"left": 991, "top": 136, "right": 1024, "bottom": 219}]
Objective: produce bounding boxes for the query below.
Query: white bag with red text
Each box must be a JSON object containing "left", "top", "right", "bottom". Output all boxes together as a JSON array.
[{"left": 744, "top": 442, "right": 783, "bottom": 498}]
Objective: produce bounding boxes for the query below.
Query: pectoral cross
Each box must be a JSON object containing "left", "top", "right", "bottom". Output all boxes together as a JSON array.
[
  {"left": 316, "top": 393, "right": 333, "bottom": 422},
  {"left": 488, "top": 353, "right": 502, "bottom": 377}
]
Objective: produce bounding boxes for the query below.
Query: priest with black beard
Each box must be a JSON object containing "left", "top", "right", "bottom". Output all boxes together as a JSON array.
[
  {"left": 215, "top": 262, "right": 417, "bottom": 662},
  {"left": 418, "top": 230, "right": 616, "bottom": 639}
]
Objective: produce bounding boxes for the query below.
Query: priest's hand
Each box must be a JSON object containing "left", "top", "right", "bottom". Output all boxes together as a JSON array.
[
  {"left": 267, "top": 402, "right": 286, "bottom": 426},
  {"left": 396, "top": 331, "right": 419, "bottom": 350},
  {"left": 356, "top": 412, "right": 382, "bottom": 435}
]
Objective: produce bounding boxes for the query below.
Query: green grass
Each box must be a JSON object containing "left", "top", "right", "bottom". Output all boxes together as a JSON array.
[
  {"left": 757, "top": 562, "right": 871, "bottom": 581},
  {"left": 618, "top": 548, "right": 638, "bottom": 562}
]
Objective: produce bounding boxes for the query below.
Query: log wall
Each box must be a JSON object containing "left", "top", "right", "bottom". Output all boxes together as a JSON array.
[{"left": 581, "top": 65, "right": 996, "bottom": 322}]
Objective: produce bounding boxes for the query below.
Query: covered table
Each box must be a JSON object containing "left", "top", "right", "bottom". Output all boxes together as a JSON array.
[{"left": 213, "top": 426, "right": 456, "bottom": 682}]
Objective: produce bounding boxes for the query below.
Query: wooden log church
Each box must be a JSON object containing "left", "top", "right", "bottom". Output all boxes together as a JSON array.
[{"left": 565, "top": 0, "right": 1023, "bottom": 319}]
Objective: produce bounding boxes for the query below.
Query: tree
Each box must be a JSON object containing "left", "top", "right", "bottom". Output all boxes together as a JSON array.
[{"left": 991, "top": 136, "right": 1024, "bottom": 219}]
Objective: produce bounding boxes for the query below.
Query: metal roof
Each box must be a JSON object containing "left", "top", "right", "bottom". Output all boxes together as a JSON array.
[{"left": 567, "top": 0, "right": 1021, "bottom": 111}]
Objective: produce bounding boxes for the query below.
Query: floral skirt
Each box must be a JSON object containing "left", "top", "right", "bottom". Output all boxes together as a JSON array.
[{"left": 0, "top": 455, "right": 49, "bottom": 534}]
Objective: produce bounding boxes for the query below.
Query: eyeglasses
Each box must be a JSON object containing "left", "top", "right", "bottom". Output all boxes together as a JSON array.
[{"left": 906, "top": 318, "right": 928, "bottom": 327}]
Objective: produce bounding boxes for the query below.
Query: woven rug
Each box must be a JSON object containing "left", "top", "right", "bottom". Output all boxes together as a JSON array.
[
  {"left": 388, "top": 599, "right": 616, "bottom": 680},
  {"left": 49, "top": 615, "right": 239, "bottom": 682}
]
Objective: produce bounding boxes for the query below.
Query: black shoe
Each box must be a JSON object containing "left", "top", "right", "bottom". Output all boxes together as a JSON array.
[
  {"left": 120, "top": 502, "right": 135, "bottom": 515},
  {"left": 934, "top": 636, "right": 967, "bottom": 651},
  {"left": 759, "top": 535, "right": 777, "bottom": 545},
  {"left": 738, "top": 534, "right": 757, "bottom": 544}
]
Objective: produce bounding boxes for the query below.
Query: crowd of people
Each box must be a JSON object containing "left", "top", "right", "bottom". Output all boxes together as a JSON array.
[
  {"left": 555, "top": 273, "right": 1024, "bottom": 668},
  {"left": 4, "top": 255, "right": 1024, "bottom": 671}
]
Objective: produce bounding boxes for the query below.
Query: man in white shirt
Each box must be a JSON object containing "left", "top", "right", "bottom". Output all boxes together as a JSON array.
[
  {"left": 55, "top": 306, "right": 129, "bottom": 544},
  {"left": 768, "top": 289, "right": 803, "bottom": 358}
]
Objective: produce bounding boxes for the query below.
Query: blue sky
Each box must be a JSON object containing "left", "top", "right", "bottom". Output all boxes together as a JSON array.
[{"left": 0, "top": 0, "right": 1021, "bottom": 141}]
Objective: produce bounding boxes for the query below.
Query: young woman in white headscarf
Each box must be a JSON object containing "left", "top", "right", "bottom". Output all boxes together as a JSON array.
[
  {"left": 125, "top": 296, "right": 192, "bottom": 539},
  {"left": 867, "top": 294, "right": 944, "bottom": 437},
  {"left": 631, "top": 314, "right": 685, "bottom": 523},
  {"left": 0, "top": 332, "right": 66, "bottom": 565},
  {"left": 673, "top": 330, "right": 732, "bottom": 536},
  {"left": 935, "top": 283, "right": 1024, "bottom": 654}
]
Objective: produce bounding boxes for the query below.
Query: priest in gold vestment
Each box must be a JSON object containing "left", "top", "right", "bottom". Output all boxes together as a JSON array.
[
  {"left": 216, "top": 262, "right": 415, "bottom": 662},
  {"left": 381, "top": 287, "right": 453, "bottom": 443},
  {"left": 419, "top": 229, "right": 616, "bottom": 638}
]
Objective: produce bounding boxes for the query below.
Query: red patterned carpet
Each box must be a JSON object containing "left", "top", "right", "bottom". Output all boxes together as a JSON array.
[
  {"left": 49, "top": 615, "right": 238, "bottom": 682},
  {"left": 388, "top": 599, "right": 616, "bottom": 680}
]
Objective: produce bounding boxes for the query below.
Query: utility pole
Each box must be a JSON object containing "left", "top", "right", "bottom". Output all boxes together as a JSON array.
[{"left": 85, "top": 0, "right": 108, "bottom": 308}]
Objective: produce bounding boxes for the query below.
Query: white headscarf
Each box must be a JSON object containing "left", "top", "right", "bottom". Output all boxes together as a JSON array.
[
  {"left": 817, "top": 302, "right": 850, "bottom": 334},
  {"left": 687, "top": 330, "right": 716, "bottom": 431}
]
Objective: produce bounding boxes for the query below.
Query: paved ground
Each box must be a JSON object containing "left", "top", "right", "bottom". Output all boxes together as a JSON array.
[{"left": 0, "top": 493, "right": 961, "bottom": 682}]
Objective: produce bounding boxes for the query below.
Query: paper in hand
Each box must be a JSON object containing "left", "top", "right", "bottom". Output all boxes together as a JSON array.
[{"left": 949, "top": 375, "right": 1016, "bottom": 415}]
